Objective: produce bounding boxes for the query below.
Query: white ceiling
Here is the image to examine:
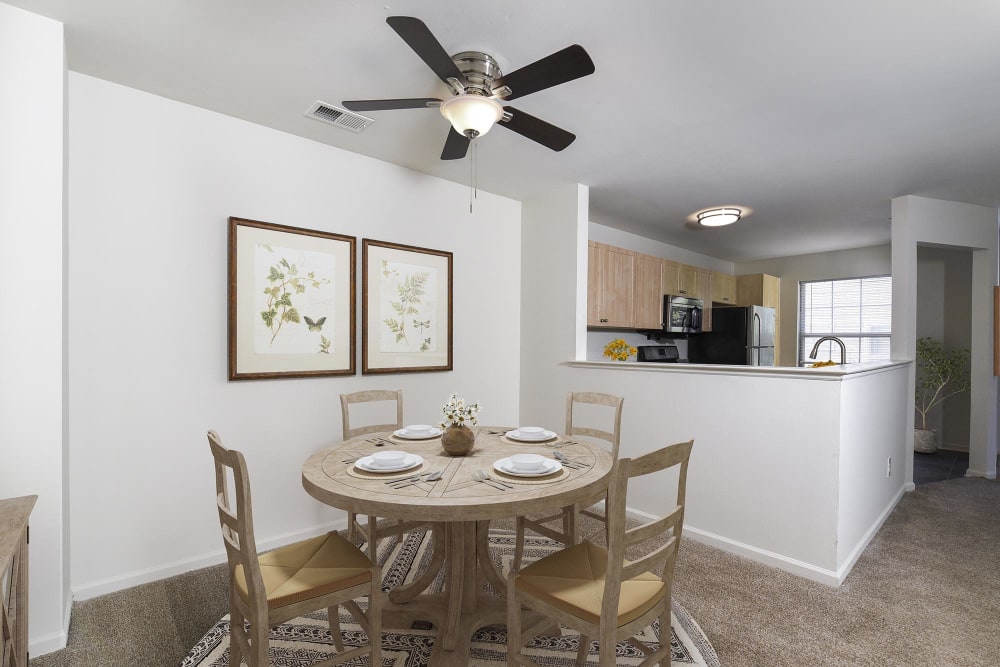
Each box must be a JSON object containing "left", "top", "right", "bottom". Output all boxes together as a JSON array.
[{"left": 9, "top": 0, "right": 1000, "bottom": 261}]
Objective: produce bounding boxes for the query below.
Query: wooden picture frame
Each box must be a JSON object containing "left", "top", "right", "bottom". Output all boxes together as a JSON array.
[
  {"left": 362, "top": 239, "right": 453, "bottom": 374},
  {"left": 228, "top": 217, "right": 355, "bottom": 380}
]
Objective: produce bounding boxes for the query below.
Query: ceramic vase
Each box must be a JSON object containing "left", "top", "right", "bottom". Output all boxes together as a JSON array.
[
  {"left": 441, "top": 424, "right": 475, "bottom": 456},
  {"left": 913, "top": 428, "right": 938, "bottom": 453}
]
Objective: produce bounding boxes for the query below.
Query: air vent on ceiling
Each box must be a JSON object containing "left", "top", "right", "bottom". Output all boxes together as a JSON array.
[{"left": 304, "top": 101, "right": 373, "bottom": 133}]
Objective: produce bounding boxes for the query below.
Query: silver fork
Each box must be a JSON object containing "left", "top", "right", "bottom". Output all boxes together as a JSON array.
[
  {"left": 554, "top": 451, "right": 586, "bottom": 469},
  {"left": 391, "top": 470, "right": 443, "bottom": 489},
  {"left": 473, "top": 470, "right": 507, "bottom": 490}
]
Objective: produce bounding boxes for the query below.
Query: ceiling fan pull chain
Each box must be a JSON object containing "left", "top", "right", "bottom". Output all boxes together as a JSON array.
[{"left": 469, "top": 141, "right": 474, "bottom": 213}]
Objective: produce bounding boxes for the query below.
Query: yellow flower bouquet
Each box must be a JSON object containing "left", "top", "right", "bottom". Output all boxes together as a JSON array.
[{"left": 603, "top": 338, "right": 637, "bottom": 361}]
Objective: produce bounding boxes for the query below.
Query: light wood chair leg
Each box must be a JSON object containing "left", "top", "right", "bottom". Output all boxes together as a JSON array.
[
  {"left": 513, "top": 515, "right": 526, "bottom": 570},
  {"left": 366, "top": 515, "right": 378, "bottom": 561},
  {"left": 368, "top": 579, "right": 382, "bottom": 665},
  {"left": 575, "top": 634, "right": 591, "bottom": 665},
  {"left": 229, "top": 607, "right": 245, "bottom": 667},
  {"left": 506, "top": 577, "right": 522, "bottom": 666},
  {"left": 347, "top": 510, "right": 358, "bottom": 542},
  {"left": 328, "top": 605, "right": 344, "bottom": 652},
  {"left": 250, "top": 620, "right": 269, "bottom": 667},
  {"left": 597, "top": 625, "right": 616, "bottom": 667}
]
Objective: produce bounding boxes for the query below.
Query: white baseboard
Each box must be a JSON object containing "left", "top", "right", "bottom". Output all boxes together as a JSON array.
[
  {"left": 627, "top": 488, "right": 904, "bottom": 589},
  {"left": 833, "top": 486, "right": 905, "bottom": 585},
  {"left": 29, "top": 591, "right": 72, "bottom": 657},
  {"left": 72, "top": 519, "right": 346, "bottom": 601}
]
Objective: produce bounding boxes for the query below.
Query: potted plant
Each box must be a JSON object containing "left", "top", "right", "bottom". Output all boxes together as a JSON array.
[{"left": 914, "top": 337, "right": 970, "bottom": 453}]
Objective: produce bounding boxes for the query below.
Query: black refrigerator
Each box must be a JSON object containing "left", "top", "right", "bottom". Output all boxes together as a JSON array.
[{"left": 688, "top": 305, "right": 776, "bottom": 366}]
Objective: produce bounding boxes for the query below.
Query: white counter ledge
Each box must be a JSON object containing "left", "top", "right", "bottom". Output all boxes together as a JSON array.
[{"left": 566, "top": 359, "right": 910, "bottom": 380}]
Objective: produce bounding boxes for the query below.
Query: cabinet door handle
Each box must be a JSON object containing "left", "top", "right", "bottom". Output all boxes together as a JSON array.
[{"left": 600, "top": 318, "right": 608, "bottom": 323}]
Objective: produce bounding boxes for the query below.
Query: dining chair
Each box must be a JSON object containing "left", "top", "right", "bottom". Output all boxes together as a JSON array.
[
  {"left": 207, "top": 430, "right": 381, "bottom": 666},
  {"left": 513, "top": 392, "right": 623, "bottom": 569},
  {"left": 340, "top": 389, "right": 419, "bottom": 558},
  {"left": 506, "top": 438, "right": 694, "bottom": 667}
]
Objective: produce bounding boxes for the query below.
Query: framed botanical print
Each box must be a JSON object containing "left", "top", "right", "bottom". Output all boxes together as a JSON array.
[
  {"left": 362, "top": 239, "right": 453, "bottom": 374},
  {"left": 228, "top": 217, "right": 355, "bottom": 380}
]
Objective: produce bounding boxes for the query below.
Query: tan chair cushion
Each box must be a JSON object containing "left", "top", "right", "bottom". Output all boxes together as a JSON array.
[
  {"left": 235, "top": 532, "right": 372, "bottom": 609},
  {"left": 515, "top": 541, "right": 666, "bottom": 627}
]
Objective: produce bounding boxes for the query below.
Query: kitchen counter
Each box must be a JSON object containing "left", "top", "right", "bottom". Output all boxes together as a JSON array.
[
  {"left": 526, "top": 357, "right": 911, "bottom": 586},
  {"left": 568, "top": 359, "right": 909, "bottom": 380}
]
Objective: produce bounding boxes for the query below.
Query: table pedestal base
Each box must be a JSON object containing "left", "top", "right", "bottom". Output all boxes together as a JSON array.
[{"left": 380, "top": 520, "right": 558, "bottom": 665}]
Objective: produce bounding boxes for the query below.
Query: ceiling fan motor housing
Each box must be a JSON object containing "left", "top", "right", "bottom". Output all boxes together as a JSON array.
[{"left": 451, "top": 51, "right": 502, "bottom": 96}]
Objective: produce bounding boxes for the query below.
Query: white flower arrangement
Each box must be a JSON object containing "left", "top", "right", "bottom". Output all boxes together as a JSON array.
[{"left": 440, "top": 393, "right": 481, "bottom": 428}]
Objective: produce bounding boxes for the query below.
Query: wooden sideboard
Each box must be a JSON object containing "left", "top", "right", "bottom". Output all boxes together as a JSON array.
[{"left": 1, "top": 496, "right": 36, "bottom": 667}]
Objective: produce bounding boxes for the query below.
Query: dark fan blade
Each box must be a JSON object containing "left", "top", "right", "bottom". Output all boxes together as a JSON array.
[
  {"left": 387, "top": 16, "right": 465, "bottom": 86},
  {"left": 441, "top": 128, "right": 471, "bottom": 160},
  {"left": 498, "top": 107, "right": 576, "bottom": 151},
  {"left": 342, "top": 98, "right": 441, "bottom": 112},
  {"left": 494, "top": 45, "right": 595, "bottom": 101}
]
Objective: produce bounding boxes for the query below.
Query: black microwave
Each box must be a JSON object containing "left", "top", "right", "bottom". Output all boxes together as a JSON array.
[{"left": 663, "top": 295, "right": 703, "bottom": 333}]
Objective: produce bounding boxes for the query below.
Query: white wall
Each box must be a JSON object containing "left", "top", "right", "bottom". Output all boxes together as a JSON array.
[
  {"left": 892, "top": 195, "right": 998, "bottom": 482},
  {"left": 737, "top": 245, "right": 892, "bottom": 367},
  {"left": 68, "top": 74, "right": 522, "bottom": 599},
  {"left": 0, "top": 4, "right": 70, "bottom": 654}
]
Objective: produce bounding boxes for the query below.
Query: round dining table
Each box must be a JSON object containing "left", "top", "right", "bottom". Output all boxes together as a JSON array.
[{"left": 301, "top": 425, "right": 615, "bottom": 666}]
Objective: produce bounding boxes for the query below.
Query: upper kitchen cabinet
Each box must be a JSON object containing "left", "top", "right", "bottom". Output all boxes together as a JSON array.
[
  {"left": 588, "top": 241, "right": 663, "bottom": 329},
  {"left": 696, "top": 268, "right": 713, "bottom": 332},
  {"left": 711, "top": 271, "right": 737, "bottom": 305},
  {"left": 633, "top": 253, "right": 664, "bottom": 329},
  {"left": 662, "top": 261, "right": 699, "bottom": 297},
  {"left": 588, "top": 241, "right": 635, "bottom": 328},
  {"left": 737, "top": 273, "right": 780, "bottom": 309}
]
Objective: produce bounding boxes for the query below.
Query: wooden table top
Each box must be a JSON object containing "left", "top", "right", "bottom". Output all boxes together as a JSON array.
[{"left": 302, "top": 427, "right": 614, "bottom": 522}]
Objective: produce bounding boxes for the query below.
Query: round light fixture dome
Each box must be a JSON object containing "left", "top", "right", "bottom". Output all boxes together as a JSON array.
[
  {"left": 697, "top": 208, "right": 742, "bottom": 227},
  {"left": 440, "top": 94, "right": 503, "bottom": 138}
]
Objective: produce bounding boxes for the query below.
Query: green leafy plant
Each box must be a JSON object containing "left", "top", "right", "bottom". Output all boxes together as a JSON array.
[
  {"left": 915, "top": 337, "right": 970, "bottom": 430},
  {"left": 259, "top": 256, "right": 329, "bottom": 345},
  {"left": 383, "top": 270, "right": 430, "bottom": 344}
]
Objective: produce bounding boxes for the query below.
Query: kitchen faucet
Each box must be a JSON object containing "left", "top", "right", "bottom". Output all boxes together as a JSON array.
[{"left": 809, "top": 336, "right": 847, "bottom": 365}]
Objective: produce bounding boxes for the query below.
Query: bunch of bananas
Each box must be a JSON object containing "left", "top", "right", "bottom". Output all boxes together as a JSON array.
[{"left": 809, "top": 360, "right": 838, "bottom": 368}]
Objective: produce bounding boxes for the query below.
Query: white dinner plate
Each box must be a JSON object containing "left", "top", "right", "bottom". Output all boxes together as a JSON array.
[
  {"left": 393, "top": 427, "right": 443, "bottom": 440},
  {"left": 494, "top": 456, "right": 562, "bottom": 477},
  {"left": 505, "top": 429, "right": 557, "bottom": 442},
  {"left": 355, "top": 453, "right": 424, "bottom": 473}
]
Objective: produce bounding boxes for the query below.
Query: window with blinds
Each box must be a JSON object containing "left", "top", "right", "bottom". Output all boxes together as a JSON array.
[{"left": 799, "top": 276, "right": 892, "bottom": 364}]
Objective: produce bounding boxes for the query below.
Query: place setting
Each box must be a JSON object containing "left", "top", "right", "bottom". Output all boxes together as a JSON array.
[
  {"left": 389, "top": 423, "right": 444, "bottom": 442},
  {"left": 501, "top": 425, "right": 560, "bottom": 445},
  {"left": 491, "top": 453, "right": 569, "bottom": 485},
  {"left": 347, "top": 449, "right": 427, "bottom": 480}
]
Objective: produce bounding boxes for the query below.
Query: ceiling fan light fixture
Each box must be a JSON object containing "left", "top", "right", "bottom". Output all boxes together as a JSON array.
[
  {"left": 440, "top": 94, "right": 503, "bottom": 138},
  {"left": 697, "top": 208, "right": 742, "bottom": 227}
]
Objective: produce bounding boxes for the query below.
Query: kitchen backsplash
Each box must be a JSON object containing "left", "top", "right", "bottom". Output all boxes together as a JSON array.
[{"left": 586, "top": 331, "right": 688, "bottom": 362}]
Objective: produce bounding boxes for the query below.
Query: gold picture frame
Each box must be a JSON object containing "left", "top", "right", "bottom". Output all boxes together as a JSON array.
[
  {"left": 228, "top": 217, "right": 355, "bottom": 380},
  {"left": 362, "top": 239, "right": 453, "bottom": 374}
]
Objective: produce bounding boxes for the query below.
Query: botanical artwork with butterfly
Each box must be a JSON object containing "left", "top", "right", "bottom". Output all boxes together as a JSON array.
[
  {"left": 378, "top": 259, "right": 437, "bottom": 354},
  {"left": 253, "top": 243, "right": 336, "bottom": 355},
  {"left": 229, "top": 217, "right": 355, "bottom": 380}
]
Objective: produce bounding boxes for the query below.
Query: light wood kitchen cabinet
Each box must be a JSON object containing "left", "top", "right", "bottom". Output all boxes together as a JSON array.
[
  {"left": 696, "top": 268, "right": 713, "bottom": 332},
  {"left": 711, "top": 271, "right": 737, "bottom": 305},
  {"left": 633, "top": 253, "right": 664, "bottom": 329},
  {"left": 677, "top": 264, "right": 699, "bottom": 296},
  {"left": 661, "top": 260, "right": 680, "bottom": 296},
  {"left": 662, "top": 260, "right": 699, "bottom": 297},
  {"left": 588, "top": 241, "right": 635, "bottom": 327}
]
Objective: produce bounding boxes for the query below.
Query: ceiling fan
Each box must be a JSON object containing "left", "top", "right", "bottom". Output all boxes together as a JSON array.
[{"left": 343, "top": 16, "right": 595, "bottom": 160}]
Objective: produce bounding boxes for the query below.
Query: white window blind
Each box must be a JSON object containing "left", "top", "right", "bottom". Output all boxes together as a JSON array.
[{"left": 799, "top": 276, "right": 892, "bottom": 364}]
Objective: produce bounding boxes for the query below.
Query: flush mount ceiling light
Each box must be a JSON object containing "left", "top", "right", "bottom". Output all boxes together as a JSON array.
[
  {"left": 439, "top": 94, "right": 503, "bottom": 138},
  {"left": 697, "top": 208, "right": 742, "bottom": 227}
]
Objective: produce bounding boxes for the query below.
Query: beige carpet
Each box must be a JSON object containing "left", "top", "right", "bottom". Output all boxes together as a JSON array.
[{"left": 32, "top": 477, "right": 1000, "bottom": 666}]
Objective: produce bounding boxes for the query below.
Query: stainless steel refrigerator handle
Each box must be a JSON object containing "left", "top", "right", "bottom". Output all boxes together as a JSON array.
[{"left": 752, "top": 312, "right": 763, "bottom": 365}]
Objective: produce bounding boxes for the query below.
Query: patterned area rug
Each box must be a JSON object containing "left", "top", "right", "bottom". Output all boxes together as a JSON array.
[{"left": 182, "top": 528, "right": 720, "bottom": 666}]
